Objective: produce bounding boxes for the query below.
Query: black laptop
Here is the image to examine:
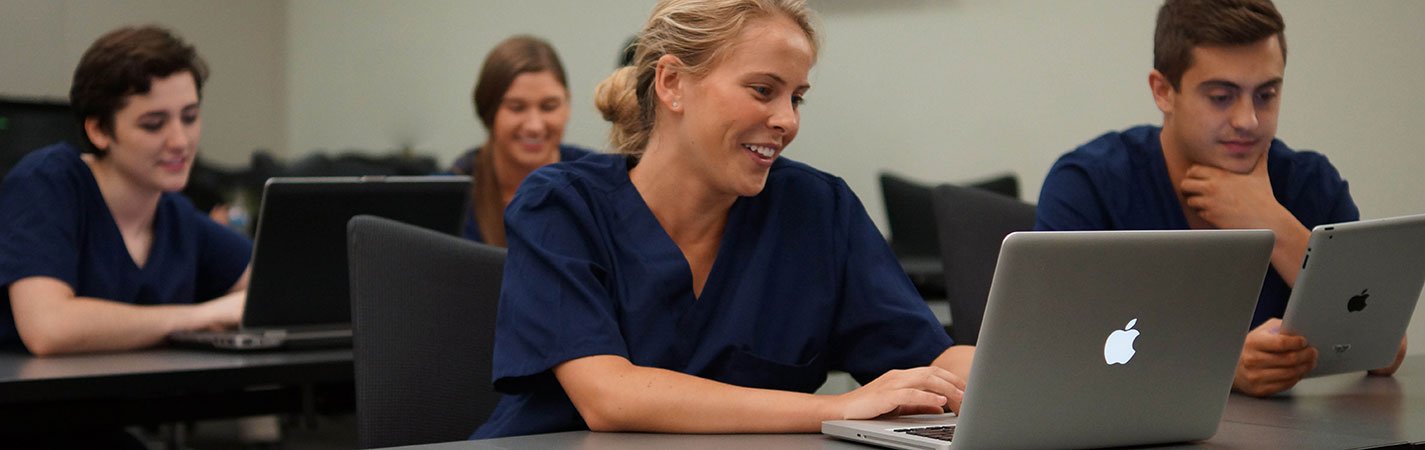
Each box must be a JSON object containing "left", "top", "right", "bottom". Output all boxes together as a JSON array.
[{"left": 170, "top": 176, "right": 469, "bottom": 350}]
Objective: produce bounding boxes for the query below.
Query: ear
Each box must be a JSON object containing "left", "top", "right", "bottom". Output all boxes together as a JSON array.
[
  {"left": 83, "top": 117, "right": 112, "bottom": 151},
  {"left": 653, "top": 54, "right": 686, "bottom": 114},
  {"left": 1148, "top": 69, "right": 1176, "bottom": 116}
]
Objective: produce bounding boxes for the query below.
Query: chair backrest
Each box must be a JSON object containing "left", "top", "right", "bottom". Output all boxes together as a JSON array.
[
  {"left": 881, "top": 172, "right": 1021, "bottom": 259},
  {"left": 347, "top": 215, "right": 506, "bottom": 448},
  {"left": 931, "top": 183, "right": 1036, "bottom": 345}
]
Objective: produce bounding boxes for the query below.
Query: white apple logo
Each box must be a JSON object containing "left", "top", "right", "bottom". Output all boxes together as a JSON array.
[{"left": 1104, "top": 318, "right": 1140, "bottom": 365}]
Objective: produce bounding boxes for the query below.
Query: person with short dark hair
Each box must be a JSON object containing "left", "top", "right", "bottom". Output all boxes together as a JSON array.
[
  {"left": 449, "top": 35, "right": 595, "bottom": 246},
  {"left": 1035, "top": 0, "right": 1404, "bottom": 397},
  {"left": 0, "top": 26, "right": 251, "bottom": 356}
]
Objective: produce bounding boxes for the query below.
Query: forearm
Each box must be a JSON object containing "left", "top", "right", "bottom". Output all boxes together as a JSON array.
[
  {"left": 15, "top": 296, "right": 195, "bottom": 356},
  {"left": 558, "top": 356, "right": 836, "bottom": 433},
  {"left": 931, "top": 345, "right": 975, "bottom": 381},
  {"left": 1267, "top": 218, "right": 1310, "bottom": 288}
]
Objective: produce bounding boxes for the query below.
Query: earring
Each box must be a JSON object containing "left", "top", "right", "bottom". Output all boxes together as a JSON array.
[{"left": 671, "top": 101, "right": 680, "bottom": 109}]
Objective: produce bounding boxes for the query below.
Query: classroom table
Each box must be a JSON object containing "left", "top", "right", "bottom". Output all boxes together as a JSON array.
[
  {"left": 0, "top": 347, "right": 353, "bottom": 433},
  {"left": 380, "top": 355, "right": 1424, "bottom": 450}
]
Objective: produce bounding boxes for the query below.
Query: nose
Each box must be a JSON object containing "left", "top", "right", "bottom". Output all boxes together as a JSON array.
[
  {"left": 1229, "top": 95, "right": 1259, "bottom": 132},
  {"left": 165, "top": 120, "right": 192, "bottom": 150},
  {"left": 519, "top": 110, "right": 547, "bottom": 136},
  {"left": 768, "top": 100, "right": 799, "bottom": 137}
]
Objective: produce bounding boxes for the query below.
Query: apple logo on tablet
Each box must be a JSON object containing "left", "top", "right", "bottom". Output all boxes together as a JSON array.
[
  {"left": 1104, "top": 319, "right": 1140, "bottom": 365},
  {"left": 1346, "top": 289, "right": 1370, "bottom": 312}
]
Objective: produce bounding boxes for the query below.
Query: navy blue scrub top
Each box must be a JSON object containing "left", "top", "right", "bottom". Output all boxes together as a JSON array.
[
  {"left": 450, "top": 144, "right": 596, "bottom": 243},
  {"left": 1035, "top": 125, "right": 1360, "bottom": 327},
  {"left": 473, "top": 153, "right": 952, "bottom": 438},
  {"left": 0, "top": 143, "right": 253, "bottom": 352}
]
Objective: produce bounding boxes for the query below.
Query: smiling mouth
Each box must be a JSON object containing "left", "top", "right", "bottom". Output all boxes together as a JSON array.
[
  {"left": 743, "top": 144, "right": 776, "bottom": 158},
  {"left": 159, "top": 156, "right": 189, "bottom": 168}
]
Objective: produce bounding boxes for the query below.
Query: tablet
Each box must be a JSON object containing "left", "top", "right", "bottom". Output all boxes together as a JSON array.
[{"left": 1282, "top": 214, "right": 1425, "bottom": 377}]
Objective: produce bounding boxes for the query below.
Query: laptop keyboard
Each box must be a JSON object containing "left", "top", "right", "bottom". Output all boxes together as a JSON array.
[{"left": 895, "top": 425, "right": 956, "bottom": 441}]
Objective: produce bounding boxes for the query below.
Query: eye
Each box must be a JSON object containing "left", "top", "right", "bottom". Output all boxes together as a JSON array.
[
  {"left": 140, "top": 120, "right": 164, "bottom": 132},
  {"left": 505, "top": 102, "right": 527, "bottom": 113},
  {"left": 750, "top": 85, "right": 772, "bottom": 98},
  {"left": 181, "top": 112, "right": 199, "bottom": 125},
  {"left": 791, "top": 94, "right": 806, "bottom": 109},
  {"left": 1255, "top": 90, "right": 1278, "bottom": 104},
  {"left": 539, "top": 99, "right": 562, "bottom": 112}
]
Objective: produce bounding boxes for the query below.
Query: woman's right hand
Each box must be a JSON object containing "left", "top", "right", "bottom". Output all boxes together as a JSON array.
[
  {"left": 185, "top": 291, "right": 246, "bottom": 331},
  {"left": 832, "top": 366, "right": 966, "bottom": 420}
]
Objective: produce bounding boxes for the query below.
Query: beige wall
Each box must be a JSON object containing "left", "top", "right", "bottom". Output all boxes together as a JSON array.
[
  {"left": 0, "top": 0, "right": 286, "bottom": 167},
  {"left": 283, "top": 0, "right": 1425, "bottom": 355},
  {"left": 4, "top": 0, "right": 1422, "bottom": 354}
]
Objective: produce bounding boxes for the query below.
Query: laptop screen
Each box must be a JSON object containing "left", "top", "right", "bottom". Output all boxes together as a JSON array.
[{"left": 243, "top": 176, "right": 469, "bottom": 328}]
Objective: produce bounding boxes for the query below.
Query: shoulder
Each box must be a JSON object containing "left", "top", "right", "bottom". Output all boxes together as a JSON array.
[
  {"left": 448, "top": 147, "right": 480, "bottom": 175},
  {"left": 1052, "top": 125, "right": 1160, "bottom": 173},
  {"left": 5, "top": 143, "right": 88, "bottom": 181},
  {"left": 558, "top": 144, "right": 599, "bottom": 162},
  {"left": 512, "top": 153, "right": 629, "bottom": 211},
  {"left": 762, "top": 157, "right": 852, "bottom": 202},
  {"left": 1266, "top": 140, "right": 1342, "bottom": 181},
  {"left": 1, "top": 143, "right": 92, "bottom": 197}
]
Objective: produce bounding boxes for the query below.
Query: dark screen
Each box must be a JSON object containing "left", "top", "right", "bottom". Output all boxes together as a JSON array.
[
  {"left": 0, "top": 98, "right": 85, "bottom": 178},
  {"left": 243, "top": 178, "right": 470, "bottom": 328}
]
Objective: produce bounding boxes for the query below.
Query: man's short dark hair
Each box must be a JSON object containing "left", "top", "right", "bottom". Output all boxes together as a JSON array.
[{"left": 1154, "top": 0, "right": 1286, "bottom": 90}]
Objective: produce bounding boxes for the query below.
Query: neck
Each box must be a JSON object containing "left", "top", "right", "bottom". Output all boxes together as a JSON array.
[
  {"left": 630, "top": 135, "right": 736, "bottom": 244},
  {"left": 84, "top": 155, "right": 161, "bottom": 233}
]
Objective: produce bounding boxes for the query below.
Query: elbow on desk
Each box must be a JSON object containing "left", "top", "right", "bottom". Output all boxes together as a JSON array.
[
  {"left": 574, "top": 401, "right": 635, "bottom": 432},
  {"left": 19, "top": 332, "right": 71, "bottom": 357},
  {"left": 15, "top": 314, "right": 97, "bottom": 357}
]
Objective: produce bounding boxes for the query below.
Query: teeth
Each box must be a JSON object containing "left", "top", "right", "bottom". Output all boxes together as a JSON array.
[{"left": 744, "top": 144, "right": 775, "bottom": 158}]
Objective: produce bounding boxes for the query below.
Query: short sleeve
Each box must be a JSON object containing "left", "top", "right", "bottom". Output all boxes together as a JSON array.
[
  {"left": 827, "top": 179, "right": 953, "bottom": 385},
  {"left": 0, "top": 164, "right": 83, "bottom": 289},
  {"left": 192, "top": 210, "right": 253, "bottom": 301},
  {"left": 1035, "top": 158, "right": 1110, "bottom": 231},
  {"left": 490, "top": 172, "right": 628, "bottom": 393}
]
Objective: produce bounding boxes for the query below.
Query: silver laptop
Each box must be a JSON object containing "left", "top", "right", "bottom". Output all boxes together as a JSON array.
[
  {"left": 1282, "top": 213, "right": 1425, "bottom": 377},
  {"left": 169, "top": 176, "right": 469, "bottom": 350},
  {"left": 824, "top": 230, "right": 1274, "bottom": 449}
]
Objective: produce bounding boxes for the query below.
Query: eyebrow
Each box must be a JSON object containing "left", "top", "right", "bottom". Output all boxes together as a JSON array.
[
  {"left": 1198, "top": 77, "right": 1283, "bottom": 91},
  {"left": 758, "top": 72, "right": 811, "bottom": 92}
]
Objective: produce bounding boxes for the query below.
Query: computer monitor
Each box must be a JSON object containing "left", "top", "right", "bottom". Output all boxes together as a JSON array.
[{"left": 0, "top": 98, "right": 86, "bottom": 178}]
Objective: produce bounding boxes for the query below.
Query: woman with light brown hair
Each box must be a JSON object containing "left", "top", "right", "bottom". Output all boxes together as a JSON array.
[
  {"left": 450, "top": 35, "right": 594, "bottom": 246},
  {"left": 473, "top": 0, "right": 974, "bottom": 439}
]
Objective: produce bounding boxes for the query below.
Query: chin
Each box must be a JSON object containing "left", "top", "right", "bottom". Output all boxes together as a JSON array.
[{"left": 735, "top": 179, "right": 769, "bottom": 197}]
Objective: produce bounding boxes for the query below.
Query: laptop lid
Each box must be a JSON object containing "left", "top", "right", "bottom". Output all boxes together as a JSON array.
[
  {"left": 242, "top": 176, "right": 469, "bottom": 329},
  {"left": 1282, "top": 213, "right": 1425, "bottom": 377},
  {"left": 824, "top": 229, "right": 1273, "bottom": 450}
]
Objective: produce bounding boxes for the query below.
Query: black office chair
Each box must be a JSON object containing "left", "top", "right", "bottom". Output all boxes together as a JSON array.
[
  {"left": 347, "top": 215, "right": 506, "bottom": 448},
  {"left": 930, "top": 183, "right": 1036, "bottom": 345},
  {"left": 880, "top": 172, "right": 1022, "bottom": 301}
]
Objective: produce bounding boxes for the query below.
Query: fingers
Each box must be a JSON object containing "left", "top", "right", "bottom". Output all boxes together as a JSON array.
[
  {"left": 1245, "top": 319, "right": 1309, "bottom": 353},
  {"left": 1184, "top": 164, "right": 1221, "bottom": 180},
  {"left": 1240, "top": 344, "right": 1316, "bottom": 371},
  {"left": 844, "top": 367, "right": 967, "bottom": 419},
  {"left": 1369, "top": 337, "right": 1409, "bottom": 376},
  {"left": 1235, "top": 320, "right": 1316, "bottom": 396}
]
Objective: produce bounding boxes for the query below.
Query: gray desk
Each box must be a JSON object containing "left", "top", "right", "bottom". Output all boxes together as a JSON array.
[
  {"left": 0, "top": 348, "right": 353, "bottom": 432},
  {"left": 383, "top": 421, "right": 1391, "bottom": 450},
  {"left": 1223, "top": 354, "right": 1425, "bottom": 443},
  {"left": 380, "top": 355, "right": 1423, "bottom": 450}
]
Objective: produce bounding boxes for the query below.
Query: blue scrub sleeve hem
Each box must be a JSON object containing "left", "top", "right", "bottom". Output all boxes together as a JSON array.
[{"left": 494, "top": 348, "right": 631, "bottom": 394}]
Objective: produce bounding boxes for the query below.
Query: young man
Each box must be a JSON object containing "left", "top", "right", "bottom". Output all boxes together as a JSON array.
[{"left": 1035, "top": 0, "right": 1405, "bottom": 397}]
